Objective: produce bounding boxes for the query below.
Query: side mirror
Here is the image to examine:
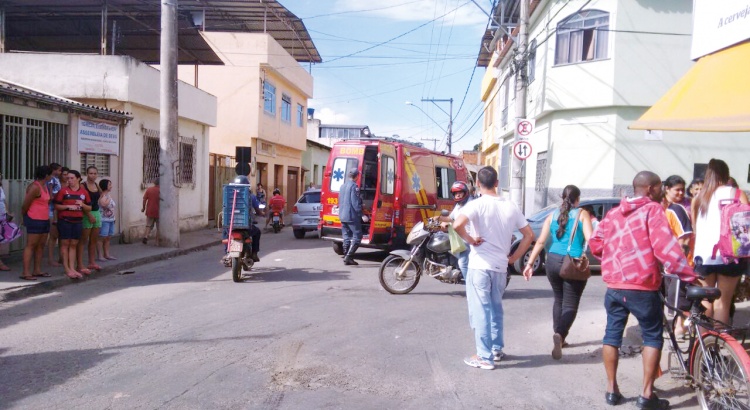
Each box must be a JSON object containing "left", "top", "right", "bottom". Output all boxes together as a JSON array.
[{"left": 441, "top": 209, "right": 450, "bottom": 217}]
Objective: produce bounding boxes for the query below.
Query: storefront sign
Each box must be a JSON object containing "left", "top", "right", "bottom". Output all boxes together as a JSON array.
[
  {"left": 78, "top": 118, "right": 120, "bottom": 155},
  {"left": 692, "top": 0, "right": 750, "bottom": 60}
]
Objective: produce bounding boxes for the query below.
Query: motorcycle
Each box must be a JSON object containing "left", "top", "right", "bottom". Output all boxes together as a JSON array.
[
  {"left": 378, "top": 212, "right": 510, "bottom": 294},
  {"left": 271, "top": 210, "right": 282, "bottom": 233},
  {"left": 221, "top": 183, "right": 262, "bottom": 282}
]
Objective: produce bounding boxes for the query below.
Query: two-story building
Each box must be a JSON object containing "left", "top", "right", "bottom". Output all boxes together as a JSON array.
[{"left": 479, "top": 0, "right": 750, "bottom": 213}]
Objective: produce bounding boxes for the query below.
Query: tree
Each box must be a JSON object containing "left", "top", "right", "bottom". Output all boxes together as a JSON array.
[{"left": 473, "top": 142, "right": 481, "bottom": 151}]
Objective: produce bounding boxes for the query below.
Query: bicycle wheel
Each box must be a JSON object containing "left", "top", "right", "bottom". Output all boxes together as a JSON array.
[{"left": 691, "top": 332, "right": 750, "bottom": 409}]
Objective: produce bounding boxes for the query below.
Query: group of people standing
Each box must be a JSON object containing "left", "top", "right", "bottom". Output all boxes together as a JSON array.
[
  {"left": 436, "top": 159, "right": 744, "bottom": 410},
  {"left": 0, "top": 163, "right": 118, "bottom": 280}
]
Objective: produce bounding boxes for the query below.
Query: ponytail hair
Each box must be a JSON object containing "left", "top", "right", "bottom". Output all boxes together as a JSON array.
[{"left": 556, "top": 185, "right": 581, "bottom": 239}]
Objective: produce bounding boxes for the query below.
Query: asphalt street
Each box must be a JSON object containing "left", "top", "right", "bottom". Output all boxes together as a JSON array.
[{"left": 0, "top": 229, "right": 699, "bottom": 409}]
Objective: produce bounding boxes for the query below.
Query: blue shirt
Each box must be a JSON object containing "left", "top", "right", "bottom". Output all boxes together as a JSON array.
[
  {"left": 548, "top": 208, "right": 585, "bottom": 257},
  {"left": 338, "top": 179, "right": 362, "bottom": 223}
]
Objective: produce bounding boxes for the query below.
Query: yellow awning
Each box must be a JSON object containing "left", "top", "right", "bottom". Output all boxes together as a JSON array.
[{"left": 630, "top": 40, "right": 750, "bottom": 132}]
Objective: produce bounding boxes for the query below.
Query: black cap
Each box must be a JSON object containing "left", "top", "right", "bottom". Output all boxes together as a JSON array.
[{"left": 348, "top": 169, "right": 360, "bottom": 177}]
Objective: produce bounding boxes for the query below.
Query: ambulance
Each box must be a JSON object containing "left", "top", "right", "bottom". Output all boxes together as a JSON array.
[{"left": 319, "top": 138, "right": 472, "bottom": 255}]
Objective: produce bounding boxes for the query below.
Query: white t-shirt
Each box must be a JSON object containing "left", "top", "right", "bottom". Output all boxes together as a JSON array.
[
  {"left": 460, "top": 194, "right": 528, "bottom": 271},
  {"left": 450, "top": 200, "right": 473, "bottom": 241}
]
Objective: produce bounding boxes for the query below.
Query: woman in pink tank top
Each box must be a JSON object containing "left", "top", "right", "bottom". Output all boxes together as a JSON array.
[{"left": 20, "top": 165, "right": 53, "bottom": 280}]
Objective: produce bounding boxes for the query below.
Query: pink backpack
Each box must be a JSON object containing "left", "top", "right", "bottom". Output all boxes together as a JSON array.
[{"left": 713, "top": 188, "right": 750, "bottom": 262}]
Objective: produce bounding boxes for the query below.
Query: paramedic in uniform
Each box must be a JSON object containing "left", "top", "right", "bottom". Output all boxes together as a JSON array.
[{"left": 339, "top": 169, "right": 363, "bottom": 266}]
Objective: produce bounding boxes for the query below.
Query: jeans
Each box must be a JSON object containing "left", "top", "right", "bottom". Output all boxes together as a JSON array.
[
  {"left": 546, "top": 252, "right": 588, "bottom": 340},
  {"left": 603, "top": 288, "right": 664, "bottom": 349},
  {"left": 466, "top": 268, "right": 507, "bottom": 361},
  {"left": 457, "top": 248, "right": 470, "bottom": 278}
]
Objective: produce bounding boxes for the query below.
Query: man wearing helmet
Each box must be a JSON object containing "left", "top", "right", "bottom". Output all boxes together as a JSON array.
[
  {"left": 227, "top": 176, "right": 264, "bottom": 262},
  {"left": 435, "top": 181, "right": 474, "bottom": 277},
  {"left": 265, "top": 188, "right": 286, "bottom": 230}
]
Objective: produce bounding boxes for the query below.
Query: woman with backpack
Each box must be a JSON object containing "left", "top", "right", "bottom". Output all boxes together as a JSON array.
[
  {"left": 523, "top": 185, "right": 593, "bottom": 360},
  {"left": 691, "top": 158, "right": 748, "bottom": 325}
]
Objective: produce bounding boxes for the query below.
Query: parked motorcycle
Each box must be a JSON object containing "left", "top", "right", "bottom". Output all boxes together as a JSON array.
[{"left": 378, "top": 212, "right": 510, "bottom": 294}]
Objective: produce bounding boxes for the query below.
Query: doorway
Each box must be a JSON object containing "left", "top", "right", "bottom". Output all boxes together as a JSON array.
[{"left": 287, "top": 167, "right": 299, "bottom": 213}]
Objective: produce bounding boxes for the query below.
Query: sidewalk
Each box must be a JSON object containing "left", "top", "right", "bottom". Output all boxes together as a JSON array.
[{"left": 0, "top": 228, "right": 222, "bottom": 302}]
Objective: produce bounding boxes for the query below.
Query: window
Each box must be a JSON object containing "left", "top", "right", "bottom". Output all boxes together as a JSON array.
[
  {"left": 329, "top": 157, "right": 359, "bottom": 192},
  {"left": 380, "top": 155, "right": 395, "bottom": 195},
  {"left": 179, "top": 136, "right": 197, "bottom": 186},
  {"left": 501, "top": 79, "right": 510, "bottom": 127},
  {"left": 555, "top": 10, "right": 609, "bottom": 65},
  {"left": 535, "top": 151, "right": 547, "bottom": 192},
  {"left": 263, "top": 81, "right": 276, "bottom": 115},
  {"left": 303, "top": 191, "right": 321, "bottom": 204},
  {"left": 281, "top": 94, "right": 291, "bottom": 122},
  {"left": 435, "top": 167, "right": 457, "bottom": 199},
  {"left": 297, "top": 104, "right": 304, "bottom": 127},
  {"left": 528, "top": 39, "right": 537, "bottom": 83},
  {"left": 80, "top": 153, "right": 111, "bottom": 176},
  {"left": 499, "top": 144, "right": 511, "bottom": 189},
  {"left": 142, "top": 128, "right": 160, "bottom": 184},
  {"left": 0, "top": 115, "right": 68, "bottom": 180}
]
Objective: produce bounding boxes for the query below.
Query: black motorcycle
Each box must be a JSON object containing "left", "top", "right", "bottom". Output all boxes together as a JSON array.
[{"left": 378, "top": 214, "right": 512, "bottom": 294}]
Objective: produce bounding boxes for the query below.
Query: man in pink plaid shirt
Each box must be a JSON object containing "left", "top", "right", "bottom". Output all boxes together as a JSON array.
[{"left": 590, "top": 171, "right": 697, "bottom": 409}]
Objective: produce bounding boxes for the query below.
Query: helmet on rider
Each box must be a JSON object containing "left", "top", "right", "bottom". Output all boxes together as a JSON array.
[
  {"left": 273, "top": 188, "right": 281, "bottom": 195},
  {"left": 450, "top": 181, "right": 470, "bottom": 205},
  {"left": 232, "top": 175, "right": 251, "bottom": 185}
]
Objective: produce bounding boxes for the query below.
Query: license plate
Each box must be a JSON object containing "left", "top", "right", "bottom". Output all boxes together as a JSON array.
[
  {"left": 273, "top": 216, "right": 280, "bottom": 222},
  {"left": 307, "top": 218, "right": 319, "bottom": 224},
  {"left": 229, "top": 240, "right": 243, "bottom": 253}
]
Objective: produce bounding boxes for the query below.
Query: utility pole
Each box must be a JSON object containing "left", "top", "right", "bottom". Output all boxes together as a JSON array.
[
  {"left": 159, "top": 0, "right": 180, "bottom": 248},
  {"left": 421, "top": 98, "right": 453, "bottom": 154},
  {"left": 421, "top": 137, "right": 438, "bottom": 151},
  {"left": 510, "top": 0, "right": 529, "bottom": 211}
]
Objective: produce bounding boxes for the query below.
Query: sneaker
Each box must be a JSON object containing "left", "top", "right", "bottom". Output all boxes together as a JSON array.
[
  {"left": 464, "top": 355, "right": 494, "bottom": 370},
  {"left": 552, "top": 333, "right": 563, "bottom": 360},
  {"left": 493, "top": 350, "right": 505, "bottom": 363}
]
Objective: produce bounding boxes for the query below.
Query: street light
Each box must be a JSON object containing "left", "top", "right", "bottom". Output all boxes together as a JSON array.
[{"left": 405, "top": 99, "right": 453, "bottom": 153}]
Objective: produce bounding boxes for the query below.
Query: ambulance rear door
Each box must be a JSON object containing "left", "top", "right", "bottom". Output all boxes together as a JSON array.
[{"left": 368, "top": 142, "right": 397, "bottom": 245}]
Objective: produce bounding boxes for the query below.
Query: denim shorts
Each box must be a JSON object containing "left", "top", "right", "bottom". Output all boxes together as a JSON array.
[
  {"left": 100, "top": 220, "right": 115, "bottom": 237},
  {"left": 57, "top": 219, "right": 83, "bottom": 240},
  {"left": 23, "top": 214, "right": 50, "bottom": 234},
  {"left": 603, "top": 288, "right": 663, "bottom": 349}
]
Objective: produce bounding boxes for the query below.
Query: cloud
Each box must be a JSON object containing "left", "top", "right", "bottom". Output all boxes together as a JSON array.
[
  {"left": 314, "top": 107, "right": 352, "bottom": 124},
  {"left": 333, "top": 0, "right": 488, "bottom": 26}
]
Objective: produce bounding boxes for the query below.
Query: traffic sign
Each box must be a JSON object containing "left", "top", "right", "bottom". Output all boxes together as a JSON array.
[
  {"left": 515, "top": 119, "right": 535, "bottom": 138},
  {"left": 513, "top": 140, "right": 532, "bottom": 160}
]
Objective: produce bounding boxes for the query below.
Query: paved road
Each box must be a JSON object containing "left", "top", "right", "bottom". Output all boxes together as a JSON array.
[{"left": 0, "top": 229, "right": 698, "bottom": 409}]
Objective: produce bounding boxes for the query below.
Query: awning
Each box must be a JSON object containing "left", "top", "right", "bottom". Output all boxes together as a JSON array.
[{"left": 630, "top": 40, "right": 750, "bottom": 132}]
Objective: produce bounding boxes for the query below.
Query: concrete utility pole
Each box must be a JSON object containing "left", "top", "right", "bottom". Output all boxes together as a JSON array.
[
  {"left": 421, "top": 137, "right": 438, "bottom": 151},
  {"left": 510, "top": 0, "right": 529, "bottom": 211},
  {"left": 422, "top": 98, "right": 453, "bottom": 154},
  {"left": 159, "top": 0, "right": 180, "bottom": 248}
]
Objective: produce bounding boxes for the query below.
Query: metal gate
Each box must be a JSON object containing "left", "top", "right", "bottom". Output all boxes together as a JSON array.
[{"left": 0, "top": 114, "right": 68, "bottom": 253}]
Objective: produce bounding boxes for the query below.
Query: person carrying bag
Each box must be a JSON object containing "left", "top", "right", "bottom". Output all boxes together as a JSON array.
[{"left": 522, "top": 185, "right": 593, "bottom": 360}]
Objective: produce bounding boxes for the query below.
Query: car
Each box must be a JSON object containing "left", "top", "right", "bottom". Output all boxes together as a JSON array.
[
  {"left": 508, "top": 198, "right": 622, "bottom": 275},
  {"left": 292, "top": 189, "right": 322, "bottom": 239}
]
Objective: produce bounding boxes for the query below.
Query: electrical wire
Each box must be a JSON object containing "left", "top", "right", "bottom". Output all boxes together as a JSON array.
[{"left": 300, "top": 0, "right": 425, "bottom": 20}]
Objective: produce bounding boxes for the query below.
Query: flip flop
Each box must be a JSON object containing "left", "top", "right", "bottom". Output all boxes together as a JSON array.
[
  {"left": 0, "top": 266, "right": 11, "bottom": 271},
  {"left": 88, "top": 264, "right": 102, "bottom": 270},
  {"left": 66, "top": 272, "right": 82, "bottom": 279},
  {"left": 19, "top": 276, "right": 37, "bottom": 281},
  {"left": 32, "top": 273, "right": 52, "bottom": 277},
  {"left": 77, "top": 268, "right": 92, "bottom": 275},
  {"left": 106, "top": 256, "right": 118, "bottom": 260}
]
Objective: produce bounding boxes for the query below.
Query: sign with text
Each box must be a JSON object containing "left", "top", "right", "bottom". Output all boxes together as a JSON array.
[
  {"left": 78, "top": 118, "right": 120, "bottom": 155},
  {"left": 692, "top": 0, "right": 750, "bottom": 59}
]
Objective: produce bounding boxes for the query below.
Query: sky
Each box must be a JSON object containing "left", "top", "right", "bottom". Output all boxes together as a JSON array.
[{"left": 282, "top": 0, "right": 494, "bottom": 153}]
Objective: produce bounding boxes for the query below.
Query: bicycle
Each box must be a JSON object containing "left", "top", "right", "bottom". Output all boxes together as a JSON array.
[{"left": 662, "top": 272, "right": 750, "bottom": 409}]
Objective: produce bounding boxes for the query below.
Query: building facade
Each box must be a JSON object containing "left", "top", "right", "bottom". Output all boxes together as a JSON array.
[
  {"left": 178, "top": 32, "right": 313, "bottom": 215},
  {"left": 480, "top": 0, "right": 750, "bottom": 213},
  {"left": 0, "top": 53, "right": 217, "bottom": 243}
]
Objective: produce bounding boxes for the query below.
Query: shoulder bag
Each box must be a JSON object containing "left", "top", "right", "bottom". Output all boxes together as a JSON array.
[{"left": 559, "top": 209, "right": 591, "bottom": 281}]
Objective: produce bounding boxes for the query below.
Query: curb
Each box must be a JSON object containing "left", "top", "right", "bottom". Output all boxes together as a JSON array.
[{"left": 1, "top": 240, "right": 221, "bottom": 302}]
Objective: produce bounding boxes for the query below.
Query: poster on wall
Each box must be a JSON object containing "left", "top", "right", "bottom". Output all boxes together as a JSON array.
[{"left": 78, "top": 117, "right": 120, "bottom": 156}]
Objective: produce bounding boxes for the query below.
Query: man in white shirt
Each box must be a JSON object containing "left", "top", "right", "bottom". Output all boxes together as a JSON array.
[{"left": 453, "top": 166, "right": 534, "bottom": 370}]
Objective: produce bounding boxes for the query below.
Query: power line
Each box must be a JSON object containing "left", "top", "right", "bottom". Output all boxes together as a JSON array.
[{"left": 300, "top": 0, "right": 425, "bottom": 20}]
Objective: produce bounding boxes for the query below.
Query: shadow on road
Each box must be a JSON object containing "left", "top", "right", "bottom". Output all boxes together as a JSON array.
[
  {"left": 0, "top": 334, "right": 276, "bottom": 408},
  {"left": 231, "top": 266, "right": 351, "bottom": 283}
]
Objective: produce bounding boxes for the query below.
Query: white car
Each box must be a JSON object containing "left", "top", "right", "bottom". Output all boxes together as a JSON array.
[{"left": 292, "top": 189, "right": 322, "bottom": 239}]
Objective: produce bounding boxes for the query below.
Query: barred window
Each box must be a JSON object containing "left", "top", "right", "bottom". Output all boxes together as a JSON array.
[
  {"left": 80, "top": 153, "right": 111, "bottom": 176},
  {"left": 142, "top": 128, "right": 160, "bottom": 185},
  {"left": 179, "top": 136, "right": 197, "bottom": 186},
  {"left": 0, "top": 115, "right": 68, "bottom": 180}
]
